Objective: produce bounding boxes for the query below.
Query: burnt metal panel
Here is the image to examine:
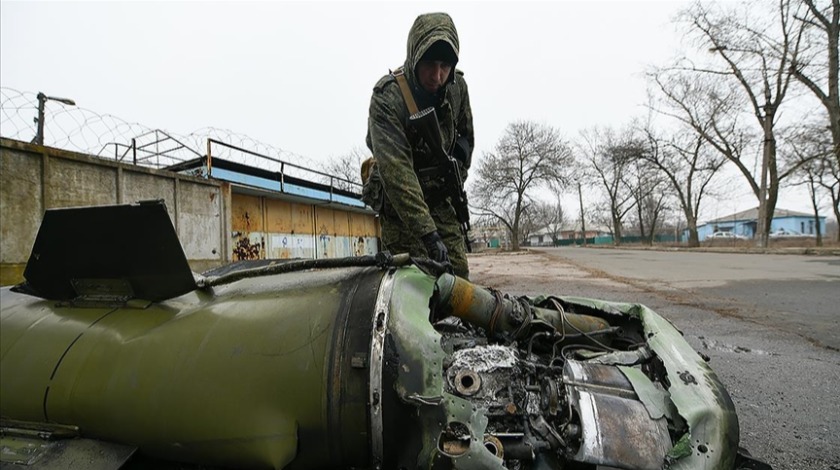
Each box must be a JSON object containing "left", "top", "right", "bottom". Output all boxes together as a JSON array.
[
  {"left": 563, "top": 360, "right": 637, "bottom": 399},
  {"left": 571, "top": 390, "right": 671, "bottom": 470},
  {"left": 564, "top": 360, "right": 671, "bottom": 470},
  {"left": 17, "top": 201, "right": 196, "bottom": 302}
]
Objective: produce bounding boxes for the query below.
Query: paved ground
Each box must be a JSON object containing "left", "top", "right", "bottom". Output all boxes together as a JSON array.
[{"left": 467, "top": 248, "right": 840, "bottom": 470}]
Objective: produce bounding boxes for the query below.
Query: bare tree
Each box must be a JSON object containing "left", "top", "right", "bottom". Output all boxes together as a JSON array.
[
  {"left": 471, "top": 121, "right": 572, "bottom": 251},
  {"left": 590, "top": 202, "right": 618, "bottom": 239},
  {"left": 519, "top": 207, "right": 540, "bottom": 246},
  {"left": 821, "top": 160, "right": 840, "bottom": 241},
  {"left": 791, "top": 0, "right": 840, "bottom": 169},
  {"left": 531, "top": 195, "right": 566, "bottom": 245},
  {"left": 321, "top": 146, "right": 369, "bottom": 193},
  {"left": 579, "top": 126, "right": 641, "bottom": 245},
  {"left": 627, "top": 157, "right": 671, "bottom": 245},
  {"left": 786, "top": 121, "right": 840, "bottom": 242},
  {"left": 797, "top": 160, "right": 826, "bottom": 245},
  {"left": 673, "top": 0, "right": 807, "bottom": 246},
  {"left": 637, "top": 95, "right": 727, "bottom": 246}
]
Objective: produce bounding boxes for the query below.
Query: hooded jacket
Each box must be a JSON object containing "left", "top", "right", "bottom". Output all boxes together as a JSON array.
[{"left": 365, "top": 12, "right": 474, "bottom": 237}]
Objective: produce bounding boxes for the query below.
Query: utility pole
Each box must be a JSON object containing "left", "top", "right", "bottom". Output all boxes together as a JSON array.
[
  {"left": 31, "top": 92, "right": 76, "bottom": 146},
  {"left": 578, "top": 180, "right": 587, "bottom": 246}
]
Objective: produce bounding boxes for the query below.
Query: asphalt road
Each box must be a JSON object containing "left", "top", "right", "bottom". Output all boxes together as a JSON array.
[
  {"left": 468, "top": 248, "right": 840, "bottom": 470},
  {"left": 544, "top": 247, "right": 840, "bottom": 351}
]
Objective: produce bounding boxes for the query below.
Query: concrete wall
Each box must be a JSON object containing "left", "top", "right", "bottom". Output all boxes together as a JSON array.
[{"left": 0, "top": 138, "right": 230, "bottom": 285}]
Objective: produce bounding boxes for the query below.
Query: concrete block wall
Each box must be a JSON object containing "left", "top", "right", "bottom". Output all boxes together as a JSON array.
[{"left": 0, "top": 138, "right": 230, "bottom": 285}]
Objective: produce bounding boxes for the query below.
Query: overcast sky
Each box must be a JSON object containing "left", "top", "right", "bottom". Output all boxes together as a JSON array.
[{"left": 0, "top": 0, "right": 826, "bottom": 222}]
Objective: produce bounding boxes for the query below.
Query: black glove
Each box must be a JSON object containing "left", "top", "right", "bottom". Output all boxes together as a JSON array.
[
  {"left": 453, "top": 136, "right": 471, "bottom": 169},
  {"left": 421, "top": 231, "right": 450, "bottom": 264}
]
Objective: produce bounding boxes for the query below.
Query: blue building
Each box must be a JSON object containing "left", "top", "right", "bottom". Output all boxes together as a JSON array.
[{"left": 694, "top": 207, "right": 826, "bottom": 241}]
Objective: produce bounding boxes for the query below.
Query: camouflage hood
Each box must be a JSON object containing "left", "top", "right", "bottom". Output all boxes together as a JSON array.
[{"left": 404, "top": 13, "right": 460, "bottom": 95}]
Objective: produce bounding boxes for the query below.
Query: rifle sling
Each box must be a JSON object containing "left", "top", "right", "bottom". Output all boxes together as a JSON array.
[{"left": 392, "top": 68, "right": 419, "bottom": 115}]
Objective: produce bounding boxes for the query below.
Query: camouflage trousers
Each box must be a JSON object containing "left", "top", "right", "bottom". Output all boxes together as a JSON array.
[{"left": 380, "top": 201, "right": 469, "bottom": 280}]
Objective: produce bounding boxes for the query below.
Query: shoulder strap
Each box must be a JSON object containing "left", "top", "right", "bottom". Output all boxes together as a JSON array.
[{"left": 391, "top": 67, "right": 419, "bottom": 115}]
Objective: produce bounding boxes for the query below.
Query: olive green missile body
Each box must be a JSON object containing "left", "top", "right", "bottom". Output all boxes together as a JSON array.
[{"left": 2, "top": 265, "right": 381, "bottom": 469}]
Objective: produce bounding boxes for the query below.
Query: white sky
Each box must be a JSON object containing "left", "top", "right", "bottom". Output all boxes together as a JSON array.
[{"left": 0, "top": 0, "right": 829, "bottom": 223}]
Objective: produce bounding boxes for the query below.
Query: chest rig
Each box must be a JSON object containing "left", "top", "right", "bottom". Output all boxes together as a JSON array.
[{"left": 392, "top": 67, "right": 457, "bottom": 204}]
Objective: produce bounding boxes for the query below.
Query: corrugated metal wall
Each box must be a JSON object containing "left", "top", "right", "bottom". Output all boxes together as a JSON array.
[{"left": 231, "top": 193, "right": 379, "bottom": 261}]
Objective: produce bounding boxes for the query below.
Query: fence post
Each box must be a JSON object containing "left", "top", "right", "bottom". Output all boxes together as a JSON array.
[
  {"left": 206, "top": 139, "right": 212, "bottom": 177},
  {"left": 132, "top": 138, "right": 137, "bottom": 165}
]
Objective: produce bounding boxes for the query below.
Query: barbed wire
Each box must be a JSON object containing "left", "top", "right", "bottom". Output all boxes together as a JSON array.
[{"left": 0, "top": 87, "right": 320, "bottom": 178}]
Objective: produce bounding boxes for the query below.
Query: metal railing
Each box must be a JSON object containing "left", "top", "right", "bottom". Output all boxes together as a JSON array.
[
  {"left": 207, "top": 139, "right": 363, "bottom": 201},
  {"left": 99, "top": 130, "right": 203, "bottom": 168}
]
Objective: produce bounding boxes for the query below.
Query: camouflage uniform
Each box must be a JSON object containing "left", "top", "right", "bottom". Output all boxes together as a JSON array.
[{"left": 365, "top": 12, "right": 474, "bottom": 279}]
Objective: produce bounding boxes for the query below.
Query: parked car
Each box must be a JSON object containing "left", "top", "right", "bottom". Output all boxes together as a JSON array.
[
  {"left": 769, "top": 228, "right": 812, "bottom": 238},
  {"left": 710, "top": 231, "right": 746, "bottom": 239}
]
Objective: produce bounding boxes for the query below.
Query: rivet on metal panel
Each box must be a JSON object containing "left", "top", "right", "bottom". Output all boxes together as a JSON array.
[{"left": 679, "top": 371, "right": 697, "bottom": 385}]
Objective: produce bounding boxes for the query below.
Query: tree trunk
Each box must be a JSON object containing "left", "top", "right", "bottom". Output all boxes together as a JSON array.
[
  {"left": 578, "top": 182, "right": 587, "bottom": 246},
  {"left": 756, "top": 107, "right": 777, "bottom": 247},
  {"left": 612, "top": 212, "right": 623, "bottom": 246},
  {"left": 831, "top": 191, "right": 840, "bottom": 243},
  {"left": 812, "top": 209, "right": 823, "bottom": 247},
  {"left": 636, "top": 192, "right": 647, "bottom": 243},
  {"left": 647, "top": 211, "right": 659, "bottom": 246},
  {"left": 835, "top": 205, "right": 840, "bottom": 243},
  {"left": 804, "top": 174, "right": 823, "bottom": 246},
  {"left": 765, "top": 165, "right": 780, "bottom": 246},
  {"left": 687, "top": 219, "right": 700, "bottom": 247},
  {"left": 511, "top": 206, "right": 521, "bottom": 251}
]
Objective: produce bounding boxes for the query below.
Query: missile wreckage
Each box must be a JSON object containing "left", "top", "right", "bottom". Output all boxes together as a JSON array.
[{"left": 0, "top": 202, "right": 770, "bottom": 469}]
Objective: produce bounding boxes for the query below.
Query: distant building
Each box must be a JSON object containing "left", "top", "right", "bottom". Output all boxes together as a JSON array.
[
  {"left": 527, "top": 223, "right": 611, "bottom": 246},
  {"left": 471, "top": 224, "right": 510, "bottom": 249},
  {"left": 694, "top": 207, "right": 826, "bottom": 241}
]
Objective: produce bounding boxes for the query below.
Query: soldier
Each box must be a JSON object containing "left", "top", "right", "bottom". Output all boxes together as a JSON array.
[{"left": 364, "top": 12, "right": 474, "bottom": 279}]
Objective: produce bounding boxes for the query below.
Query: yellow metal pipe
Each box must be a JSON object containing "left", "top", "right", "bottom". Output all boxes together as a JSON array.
[{"left": 435, "top": 273, "right": 610, "bottom": 339}]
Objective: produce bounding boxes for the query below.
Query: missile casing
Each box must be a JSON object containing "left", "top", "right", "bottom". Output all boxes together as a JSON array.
[{"left": 1, "top": 266, "right": 384, "bottom": 469}]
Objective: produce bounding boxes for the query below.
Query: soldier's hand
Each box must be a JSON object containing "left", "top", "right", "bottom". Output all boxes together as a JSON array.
[{"left": 421, "top": 231, "right": 450, "bottom": 264}]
